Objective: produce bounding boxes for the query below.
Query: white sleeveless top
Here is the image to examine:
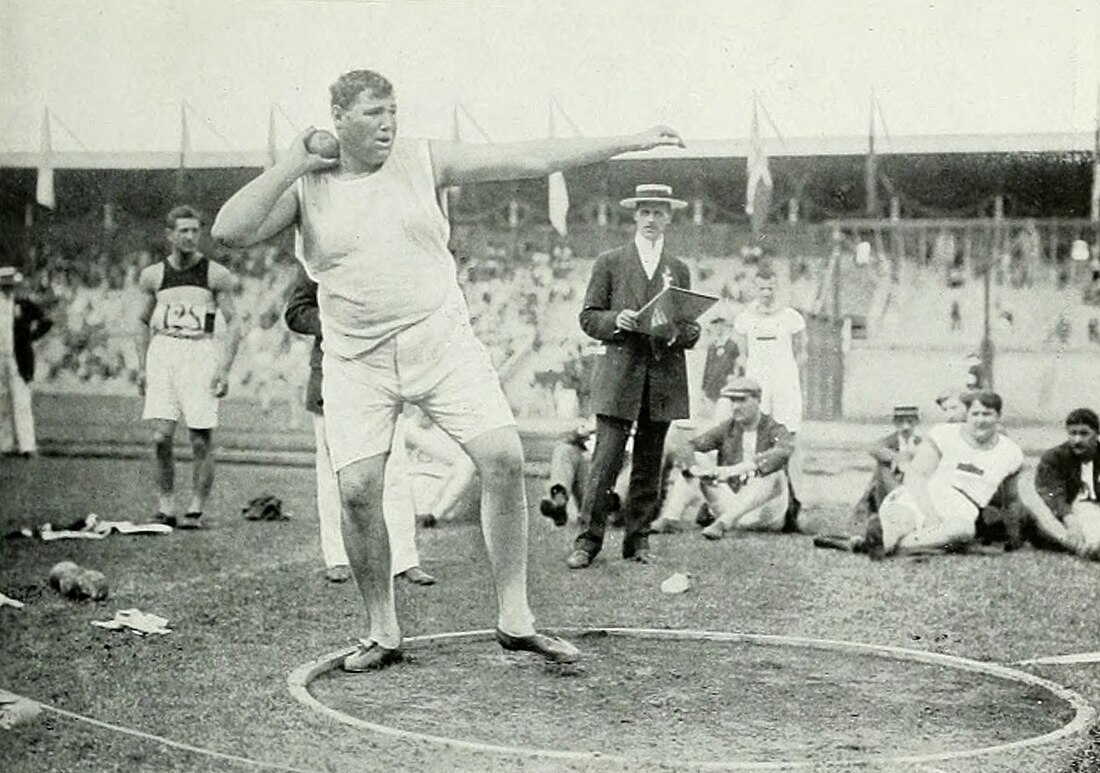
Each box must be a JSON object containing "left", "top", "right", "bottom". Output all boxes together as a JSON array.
[
  {"left": 734, "top": 304, "right": 805, "bottom": 377},
  {"left": 926, "top": 422, "right": 1023, "bottom": 506},
  {"left": 297, "top": 138, "right": 456, "bottom": 358}
]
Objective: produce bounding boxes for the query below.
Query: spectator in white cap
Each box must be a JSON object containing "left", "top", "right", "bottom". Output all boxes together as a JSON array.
[{"left": 0, "top": 267, "right": 52, "bottom": 457}]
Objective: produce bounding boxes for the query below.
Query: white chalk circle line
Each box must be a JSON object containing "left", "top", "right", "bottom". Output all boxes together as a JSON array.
[{"left": 287, "top": 627, "right": 1095, "bottom": 771}]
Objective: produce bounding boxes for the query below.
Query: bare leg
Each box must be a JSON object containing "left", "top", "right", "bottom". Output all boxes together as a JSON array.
[
  {"left": 338, "top": 454, "right": 401, "bottom": 649},
  {"left": 187, "top": 427, "right": 214, "bottom": 513},
  {"left": 150, "top": 419, "right": 177, "bottom": 515},
  {"left": 461, "top": 426, "right": 536, "bottom": 636}
]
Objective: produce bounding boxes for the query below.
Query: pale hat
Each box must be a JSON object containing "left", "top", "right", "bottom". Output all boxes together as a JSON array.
[
  {"left": 0, "top": 266, "right": 23, "bottom": 287},
  {"left": 619, "top": 183, "right": 688, "bottom": 210},
  {"left": 720, "top": 375, "right": 762, "bottom": 399}
]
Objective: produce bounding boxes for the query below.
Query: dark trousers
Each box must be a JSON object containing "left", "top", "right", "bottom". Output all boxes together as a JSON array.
[{"left": 575, "top": 407, "right": 670, "bottom": 559}]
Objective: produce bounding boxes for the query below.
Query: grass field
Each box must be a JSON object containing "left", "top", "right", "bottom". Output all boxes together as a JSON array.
[{"left": 2, "top": 452, "right": 1100, "bottom": 772}]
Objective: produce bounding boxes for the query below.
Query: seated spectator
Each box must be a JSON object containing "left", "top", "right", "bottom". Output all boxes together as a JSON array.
[
  {"left": 539, "top": 420, "right": 630, "bottom": 528},
  {"left": 651, "top": 377, "right": 793, "bottom": 539},
  {"left": 1028, "top": 408, "right": 1100, "bottom": 559},
  {"left": 861, "top": 391, "right": 1024, "bottom": 558},
  {"left": 850, "top": 405, "right": 922, "bottom": 530}
]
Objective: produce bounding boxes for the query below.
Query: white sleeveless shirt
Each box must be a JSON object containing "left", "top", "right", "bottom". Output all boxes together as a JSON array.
[
  {"left": 297, "top": 138, "right": 457, "bottom": 359},
  {"left": 926, "top": 422, "right": 1023, "bottom": 507}
]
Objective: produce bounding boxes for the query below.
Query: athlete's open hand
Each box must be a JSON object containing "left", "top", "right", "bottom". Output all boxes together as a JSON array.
[{"left": 634, "top": 125, "right": 686, "bottom": 152}]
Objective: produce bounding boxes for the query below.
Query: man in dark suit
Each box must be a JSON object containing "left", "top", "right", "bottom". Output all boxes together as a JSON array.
[
  {"left": 567, "top": 184, "right": 701, "bottom": 568},
  {"left": 850, "top": 405, "right": 922, "bottom": 530},
  {"left": 1030, "top": 407, "right": 1100, "bottom": 559},
  {"left": 700, "top": 317, "right": 740, "bottom": 410},
  {"left": 0, "top": 267, "right": 52, "bottom": 456}
]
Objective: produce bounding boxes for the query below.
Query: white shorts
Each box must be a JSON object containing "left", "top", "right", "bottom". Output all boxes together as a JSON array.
[
  {"left": 746, "top": 365, "right": 802, "bottom": 433},
  {"left": 142, "top": 336, "right": 219, "bottom": 429},
  {"left": 879, "top": 477, "right": 978, "bottom": 551},
  {"left": 322, "top": 300, "right": 515, "bottom": 472}
]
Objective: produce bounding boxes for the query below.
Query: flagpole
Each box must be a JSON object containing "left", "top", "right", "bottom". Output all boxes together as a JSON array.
[{"left": 865, "top": 90, "right": 877, "bottom": 217}]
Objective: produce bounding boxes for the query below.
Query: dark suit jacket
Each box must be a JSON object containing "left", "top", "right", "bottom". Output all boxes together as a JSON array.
[
  {"left": 283, "top": 268, "right": 324, "bottom": 415},
  {"left": 688, "top": 412, "right": 793, "bottom": 476},
  {"left": 701, "top": 340, "right": 740, "bottom": 401},
  {"left": 12, "top": 297, "right": 52, "bottom": 383},
  {"left": 869, "top": 430, "right": 922, "bottom": 469},
  {"left": 1035, "top": 441, "right": 1100, "bottom": 521},
  {"left": 579, "top": 243, "right": 699, "bottom": 423}
]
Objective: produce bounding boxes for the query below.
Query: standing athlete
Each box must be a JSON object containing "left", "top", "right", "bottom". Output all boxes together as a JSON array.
[
  {"left": 212, "top": 69, "right": 684, "bottom": 671},
  {"left": 733, "top": 262, "right": 806, "bottom": 528},
  {"left": 135, "top": 205, "right": 242, "bottom": 529}
]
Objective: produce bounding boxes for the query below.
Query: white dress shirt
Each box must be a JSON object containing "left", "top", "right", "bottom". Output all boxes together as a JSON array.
[{"left": 634, "top": 234, "right": 664, "bottom": 280}]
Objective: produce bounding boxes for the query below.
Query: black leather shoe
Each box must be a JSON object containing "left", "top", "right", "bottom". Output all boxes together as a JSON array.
[
  {"left": 342, "top": 641, "right": 404, "bottom": 672},
  {"left": 539, "top": 497, "right": 568, "bottom": 527},
  {"left": 152, "top": 512, "right": 177, "bottom": 528},
  {"left": 495, "top": 629, "right": 580, "bottom": 664},
  {"left": 624, "top": 549, "right": 659, "bottom": 564}
]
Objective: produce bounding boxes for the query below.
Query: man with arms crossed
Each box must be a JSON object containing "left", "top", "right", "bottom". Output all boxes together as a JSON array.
[
  {"left": 136, "top": 205, "right": 241, "bottom": 529},
  {"left": 213, "top": 69, "right": 684, "bottom": 671}
]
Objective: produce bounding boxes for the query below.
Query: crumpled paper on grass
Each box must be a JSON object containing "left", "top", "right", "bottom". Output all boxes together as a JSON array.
[
  {"left": 91, "top": 609, "right": 171, "bottom": 636},
  {"left": 0, "top": 689, "right": 41, "bottom": 729},
  {"left": 36, "top": 514, "right": 172, "bottom": 541},
  {"left": 660, "top": 572, "right": 692, "bottom": 594}
]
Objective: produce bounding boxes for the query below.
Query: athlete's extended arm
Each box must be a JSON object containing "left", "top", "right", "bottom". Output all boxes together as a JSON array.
[
  {"left": 212, "top": 129, "right": 337, "bottom": 247},
  {"left": 431, "top": 126, "right": 685, "bottom": 187}
]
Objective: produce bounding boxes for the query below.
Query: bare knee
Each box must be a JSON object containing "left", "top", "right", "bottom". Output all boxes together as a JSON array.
[
  {"left": 467, "top": 431, "right": 524, "bottom": 482},
  {"left": 337, "top": 459, "right": 386, "bottom": 518}
]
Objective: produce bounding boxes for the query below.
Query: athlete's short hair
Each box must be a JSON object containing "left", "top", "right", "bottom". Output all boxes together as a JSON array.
[
  {"left": 330, "top": 70, "right": 394, "bottom": 110},
  {"left": 1065, "top": 408, "right": 1099, "bottom": 433},
  {"left": 962, "top": 389, "right": 1003, "bottom": 415},
  {"left": 165, "top": 205, "right": 202, "bottom": 229}
]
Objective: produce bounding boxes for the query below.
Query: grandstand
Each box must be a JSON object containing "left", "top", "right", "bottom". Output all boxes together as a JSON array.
[{"left": 1, "top": 136, "right": 1099, "bottom": 423}]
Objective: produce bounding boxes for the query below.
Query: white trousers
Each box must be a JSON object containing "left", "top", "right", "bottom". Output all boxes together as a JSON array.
[
  {"left": 313, "top": 414, "right": 420, "bottom": 575},
  {"left": 0, "top": 356, "right": 35, "bottom": 454}
]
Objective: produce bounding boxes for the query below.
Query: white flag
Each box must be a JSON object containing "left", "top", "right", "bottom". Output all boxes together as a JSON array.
[
  {"left": 36, "top": 108, "right": 55, "bottom": 210},
  {"left": 548, "top": 171, "right": 569, "bottom": 236}
]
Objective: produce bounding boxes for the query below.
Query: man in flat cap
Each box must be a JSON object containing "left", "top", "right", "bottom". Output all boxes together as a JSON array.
[
  {"left": 566, "top": 183, "right": 701, "bottom": 568},
  {"left": 850, "top": 405, "right": 922, "bottom": 530},
  {"left": 654, "top": 376, "right": 794, "bottom": 538}
]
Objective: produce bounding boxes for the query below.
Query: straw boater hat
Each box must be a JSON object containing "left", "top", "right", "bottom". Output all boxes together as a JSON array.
[
  {"left": 619, "top": 183, "right": 688, "bottom": 210},
  {"left": 0, "top": 266, "right": 23, "bottom": 287}
]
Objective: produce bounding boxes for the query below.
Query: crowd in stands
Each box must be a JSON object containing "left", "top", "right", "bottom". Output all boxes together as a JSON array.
[{"left": 12, "top": 217, "right": 1100, "bottom": 419}]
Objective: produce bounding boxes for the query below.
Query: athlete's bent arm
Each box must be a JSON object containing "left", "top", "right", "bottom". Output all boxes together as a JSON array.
[
  {"left": 903, "top": 440, "right": 944, "bottom": 524},
  {"left": 212, "top": 129, "right": 336, "bottom": 247}
]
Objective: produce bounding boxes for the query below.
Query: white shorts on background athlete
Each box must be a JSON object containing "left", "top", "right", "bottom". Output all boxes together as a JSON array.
[
  {"left": 322, "top": 297, "right": 515, "bottom": 472},
  {"left": 142, "top": 335, "right": 219, "bottom": 429}
]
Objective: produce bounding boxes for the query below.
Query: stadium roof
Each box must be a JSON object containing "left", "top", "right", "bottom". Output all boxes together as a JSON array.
[{"left": 0, "top": 131, "right": 1093, "bottom": 171}]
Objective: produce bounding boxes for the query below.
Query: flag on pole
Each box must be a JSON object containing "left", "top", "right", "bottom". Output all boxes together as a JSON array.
[
  {"left": 1091, "top": 84, "right": 1100, "bottom": 223},
  {"left": 547, "top": 100, "right": 569, "bottom": 236},
  {"left": 865, "top": 91, "right": 878, "bottom": 217},
  {"left": 744, "top": 95, "right": 772, "bottom": 234},
  {"left": 267, "top": 104, "right": 278, "bottom": 168},
  {"left": 176, "top": 102, "right": 191, "bottom": 196},
  {"left": 35, "top": 108, "right": 55, "bottom": 209}
]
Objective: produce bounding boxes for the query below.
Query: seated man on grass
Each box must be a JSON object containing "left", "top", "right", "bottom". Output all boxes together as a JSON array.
[
  {"left": 1028, "top": 408, "right": 1100, "bottom": 560},
  {"left": 850, "top": 404, "right": 922, "bottom": 531},
  {"left": 860, "top": 391, "right": 1024, "bottom": 558},
  {"left": 650, "top": 376, "right": 793, "bottom": 539},
  {"left": 539, "top": 420, "right": 630, "bottom": 528}
]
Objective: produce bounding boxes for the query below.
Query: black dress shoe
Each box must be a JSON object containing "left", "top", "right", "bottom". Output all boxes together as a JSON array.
[
  {"left": 539, "top": 497, "right": 568, "bottom": 527},
  {"left": 495, "top": 629, "right": 581, "bottom": 663}
]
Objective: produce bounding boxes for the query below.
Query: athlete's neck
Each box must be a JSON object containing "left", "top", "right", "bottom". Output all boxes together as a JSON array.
[{"left": 168, "top": 251, "right": 201, "bottom": 270}]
